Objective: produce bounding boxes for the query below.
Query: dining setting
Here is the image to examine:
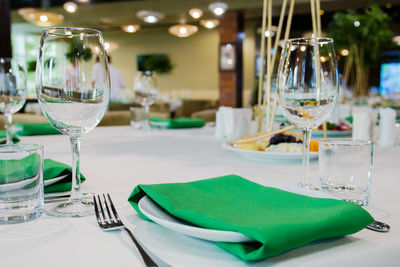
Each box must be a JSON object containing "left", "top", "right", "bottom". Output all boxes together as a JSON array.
[{"left": 1, "top": 0, "right": 400, "bottom": 266}]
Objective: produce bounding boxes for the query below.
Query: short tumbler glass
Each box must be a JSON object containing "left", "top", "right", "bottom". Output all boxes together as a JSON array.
[
  {"left": 0, "top": 144, "right": 44, "bottom": 224},
  {"left": 130, "top": 106, "right": 148, "bottom": 130},
  {"left": 319, "top": 139, "right": 373, "bottom": 206}
]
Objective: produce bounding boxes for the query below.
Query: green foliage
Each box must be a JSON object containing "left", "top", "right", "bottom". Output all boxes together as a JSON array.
[
  {"left": 27, "top": 60, "right": 36, "bottom": 73},
  {"left": 65, "top": 38, "right": 93, "bottom": 63},
  {"left": 329, "top": 3, "right": 393, "bottom": 65},
  {"left": 143, "top": 55, "right": 173, "bottom": 74}
]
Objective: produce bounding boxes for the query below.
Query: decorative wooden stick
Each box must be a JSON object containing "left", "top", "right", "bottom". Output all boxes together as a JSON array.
[
  {"left": 232, "top": 125, "right": 296, "bottom": 145},
  {"left": 257, "top": 0, "right": 268, "bottom": 132},
  {"left": 263, "top": 0, "right": 273, "bottom": 133}
]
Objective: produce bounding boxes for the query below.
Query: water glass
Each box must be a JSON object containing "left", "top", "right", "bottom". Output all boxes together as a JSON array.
[
  {"left": 0, "top": 144, "right": 43, "bottom": 224},
  {"left": 130, "top": 106, "right": 148, "bottom": 129},
  {"left": 319, "top": 139, "right": 373, "bottom": 206}
]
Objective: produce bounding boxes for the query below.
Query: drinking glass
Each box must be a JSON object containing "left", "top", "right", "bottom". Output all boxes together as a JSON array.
[
  {"left": 319, "top": 139, "right": 373, "bottom": 206},
  {"left": 277, "top": 38, "right": 339, "bottom": 188},
  {"left": 36, "top": 27, "right": 110, "bottom": 217},
  {"left": 0, "top": 58, "right": 27, "bottom": 144},
  {"left": 133, "top": 71, "right": 158, "bottom": 128}
]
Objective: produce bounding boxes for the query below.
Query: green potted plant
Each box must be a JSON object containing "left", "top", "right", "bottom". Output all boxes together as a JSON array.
[{"left": 329, "top": 3, "right": 393, "bottom": 97}]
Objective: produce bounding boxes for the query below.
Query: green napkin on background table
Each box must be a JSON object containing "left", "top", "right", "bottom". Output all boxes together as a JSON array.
[
  {"left": 128, "top": 175, "right": 373, "bottom": 261},
  {"left": 0, "top": 131, "right": 20, "bottom": 144},
  {"left": 150, "top": 117, "right": 205, "bottom": 129},
  {"left": 15, "top": 123, "right": 60, "bottom": 136},
  {"left": 0, "top": 156, "right": 85, "bottom": 193}
]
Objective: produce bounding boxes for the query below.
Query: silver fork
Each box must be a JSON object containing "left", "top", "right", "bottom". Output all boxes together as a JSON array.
[{"left": 93, "top": 194, "right": 158, "bottom": 267}]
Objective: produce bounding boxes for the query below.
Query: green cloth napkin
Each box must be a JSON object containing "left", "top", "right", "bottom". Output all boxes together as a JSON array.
[
  {"left": 43, "top": 159, "right": 86, "bottom": 193},
  {"left": 0, "top": 131, "right": 20, "bottom": 144},
  {"left": 0, "top": 156, "right": 86, "bottom": 193},
  {"left": 15, "top": 123, "right": 60, "bottom": 136},
  {"left": 128, "top": 175, "right": 373, "bottom": 261},
  {"left": 150, "top": 117, "right": 205, "bottom": 129}
]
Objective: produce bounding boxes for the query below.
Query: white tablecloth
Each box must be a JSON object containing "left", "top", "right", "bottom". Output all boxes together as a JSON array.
[{"left": 1, "top": 126, "right": 399, "bottom": 267}]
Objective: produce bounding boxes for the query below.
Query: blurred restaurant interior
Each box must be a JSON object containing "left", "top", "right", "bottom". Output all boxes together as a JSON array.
[{"left": 1, "top": 0, "right": 400, "bottom": 126}]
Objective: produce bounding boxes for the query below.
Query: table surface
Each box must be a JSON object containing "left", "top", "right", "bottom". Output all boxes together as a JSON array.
[{"left": 1, "top": 126, "right": 399, "bottom": 267}]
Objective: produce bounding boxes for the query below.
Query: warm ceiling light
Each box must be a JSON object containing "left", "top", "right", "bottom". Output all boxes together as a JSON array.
[
  {"left": 189, "top": 8, "right": 203, "bottom": 19},
  {"left": 169, "top": 24, "right": 198, "bottom": 38},
  {"left": 340, "top": 49, "right": 349, "bottom": 56},
  {"left": 386, "top": 3, "right": 392, "bottom": 8},
  {"left": 137, "top": 10, "right": 165, "bottom": 24},
  {"left": 18, "top": 8, "right": 64, "bottom": 27},
  {"left": 121, "top": 25, "right": 141, "bottom": 33},
  {"left": 200, "top": 19, "right": 219, "bottom": 29},
  {"left": 63, "top": 2, "right": 78, "bottom": 13},
  {"left": 257, "top": 26, "right": 278, "bottom": 37},
  {"left": 320, "top": 9, "right": 325, "bottom": 15},
  {"left": 104, "top": 41, "right": 118, "bottom": 52},
  {"left": 320, "top": 56, "right": 327, "bottom": 62},
  {"left": 208, "top": 2, "right": 228, "bottom": 16},
  {"left": 392, "top": 35, "right": 400, "bottom": 46},
  {"left": 77, "top": 0, "right": 89, "bottom": 2}
]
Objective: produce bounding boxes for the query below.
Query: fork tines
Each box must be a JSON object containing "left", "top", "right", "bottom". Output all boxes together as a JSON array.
[{"left": 93, "top": 193, "right": 122, "bottom": 229}]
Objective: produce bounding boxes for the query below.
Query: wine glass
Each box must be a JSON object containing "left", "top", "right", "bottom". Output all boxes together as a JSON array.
[
  {"left": 133, "top": 71, "right": 158, "bottom": 128},
  {"left": 277, "top": 37, "right": 339, "bottom": 188},
  {"left": 36, "top": 27, "right": 110, "bottom": 217},
  {"left": 0, "top": 58, "right": 26, "bottom": 144}
]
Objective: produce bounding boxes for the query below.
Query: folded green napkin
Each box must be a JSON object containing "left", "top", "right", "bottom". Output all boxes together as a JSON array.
[
  {"left": 15, "top": 123, "right": 60, "bottom": 136},
  {"left": 0, "top": 131, "right": 20, "bottom": 144},
  {"left": 43, "top": 159, "right": 86, "bottom": 193},
  {"left": 0, "top": 155, "right": 85, "bottom": 193},
  {"left": 150, "top": 117, "right": 205, "bottom": 129},
  {"left": 128, "top": 175, "right": 373, "bottom": 261}
]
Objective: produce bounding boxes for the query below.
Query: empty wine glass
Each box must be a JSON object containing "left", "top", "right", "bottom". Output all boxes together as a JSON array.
[
  {"left": 36, "top": 27, "right": 110, "bottom": 217},
  {"left": 0, "top": 58, "right": 26, "bottom": 144},
  {"left": 133, "top": 71, "right": 158, "bottom": 128},
  {"left": 277, "top": 37, "right": 339, "bottom": 188}
]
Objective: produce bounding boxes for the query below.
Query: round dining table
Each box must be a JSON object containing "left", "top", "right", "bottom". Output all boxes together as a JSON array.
[{"left": 1, "top": 126, "right": 399, "bottom": 267}]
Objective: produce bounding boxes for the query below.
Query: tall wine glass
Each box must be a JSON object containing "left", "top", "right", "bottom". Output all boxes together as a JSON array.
[
  {"left": 277, "top": 37, "right": 338, "bottom": 188},
  {"left": 133, "top": 71, "right": 158, "bottom": 128},
  {"left": 0, "top": 58, "right": 26, "bottom": 144},
  {"left": 36, "top": 27, "right": 110, "bottom": 217}
]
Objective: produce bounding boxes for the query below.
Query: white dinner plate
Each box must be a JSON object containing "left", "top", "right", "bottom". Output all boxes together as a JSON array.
[
  {"left": 44, "top": 173, "right": 69, "bottom": 187},
  {"left": 222, "top": 143, "right": 318, "bottom": 162},
  {"left": 0, "top": 174, "right": 69, "bottom": 192},
  {"left": 137, "top": 184, "right": 335, "bottom": 243}
]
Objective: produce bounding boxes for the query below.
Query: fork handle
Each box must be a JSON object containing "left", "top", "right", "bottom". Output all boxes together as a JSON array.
[{"left": 123, "top": 227, "right": 158, "bottom": 267}]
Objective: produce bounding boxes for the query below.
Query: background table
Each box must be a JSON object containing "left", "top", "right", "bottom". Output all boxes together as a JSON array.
[{"left": 1, "top": 126, "right": 399, "bottom": 266}]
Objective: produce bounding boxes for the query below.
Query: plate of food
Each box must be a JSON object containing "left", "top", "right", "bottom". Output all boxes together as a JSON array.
[{"left": 223, "top": 128, "right": 319, "bottom": 162}]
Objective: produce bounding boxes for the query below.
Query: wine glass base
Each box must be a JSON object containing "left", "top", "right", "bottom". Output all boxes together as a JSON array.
[
  {"left": 45, "top": 194, "right": 94, "bottom": 218},
  {"left": 298, "top": 182, "right": 319, "bottom": 191}
]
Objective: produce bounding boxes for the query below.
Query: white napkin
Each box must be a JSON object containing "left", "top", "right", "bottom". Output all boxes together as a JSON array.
[
  {"left": 378, "top": 108, "right": 397, "bottom": 147},
  {"left": 215, "top": 107, "right": 252, "bottom": 141},
  {"left": 352, "top": 107, "right": 377, "bottom": 141}
]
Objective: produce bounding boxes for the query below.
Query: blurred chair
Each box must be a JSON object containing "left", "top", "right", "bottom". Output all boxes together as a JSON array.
[
  {"left": 176, "top": 99, "right": 217, "bottom": 118},
  {"left": 191, "top": 108, "right": 217, "bottom": 122},
  {"left": 98, "top": 111, "right": 131, "bottom": 126}
]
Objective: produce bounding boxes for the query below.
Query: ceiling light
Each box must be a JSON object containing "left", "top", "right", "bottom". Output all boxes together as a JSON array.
[
  {"left": 121, "top": 25, "right": 141, "bottom": 33},
  {"left": 104, "top": 41, "right": 118, "bottom": 52},
  {"left": 257, "top": 26, "right": 278, "bottom": 37},
  {"left": 209, "top": 2, "right": 228, "bottom": 16},
  {"left": 354, "top": 21, "right": 360, "bottom": 27},
  {"left": 320, "top": 9, "right": 325, "bottom": 15},
  {"left": 392, "top": 35, "right": 400, "bottom": 46},
  {"left": 169, "top": 24, "right": 198, "bottom": 38},
  {"left": 18, "top": 8, "right": 64, "bottom": 27},
  {"left": 340, "top": 49, "right": 349, "bottom": 56},
  {"left": 200, "top": 19, "right": 219, "bottom": 29},
  {"left": 137, "top": 10, "right": 165, "bottom": 24},
  {"left": 63, "top": 2, "right": 78, "bottom": 13},
  {"left": 189, "top": 8, "right": 203, "bottom": 19},
  {"left": 77, "top": 0, "right": 89, "bottom": 3}
]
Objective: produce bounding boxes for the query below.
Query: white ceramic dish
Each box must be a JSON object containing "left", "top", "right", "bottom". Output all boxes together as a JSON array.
[
  {"left": 0, "top": 174, "right": 69, "bottom": 192},
  {"left": 137, "top": 185, "right": 335, "bottom": 243},
  {"left": 138, "top": 195, "right": 253, "bottom": 243},
  {"left": 222, "top": 143, "right": 318, "bottom": 162}
]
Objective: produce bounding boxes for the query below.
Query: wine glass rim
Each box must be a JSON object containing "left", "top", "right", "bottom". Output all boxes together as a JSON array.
[
  {"left": 43, "top": 27, "right": 102, "bottom": 37},
  {"left": 283, "top": 37, "right": 334, "bottom": 45}
]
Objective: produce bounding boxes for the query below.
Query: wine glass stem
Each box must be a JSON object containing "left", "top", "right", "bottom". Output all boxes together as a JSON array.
[
  {"left": 5, "top": 114, "right": 13, "bottom": 145},
  {"left": 69, "top": 136, "right": 82, "bottom": 201},
  {"left": 301, "top": 129, "right": 312, "bottom": 188}
]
